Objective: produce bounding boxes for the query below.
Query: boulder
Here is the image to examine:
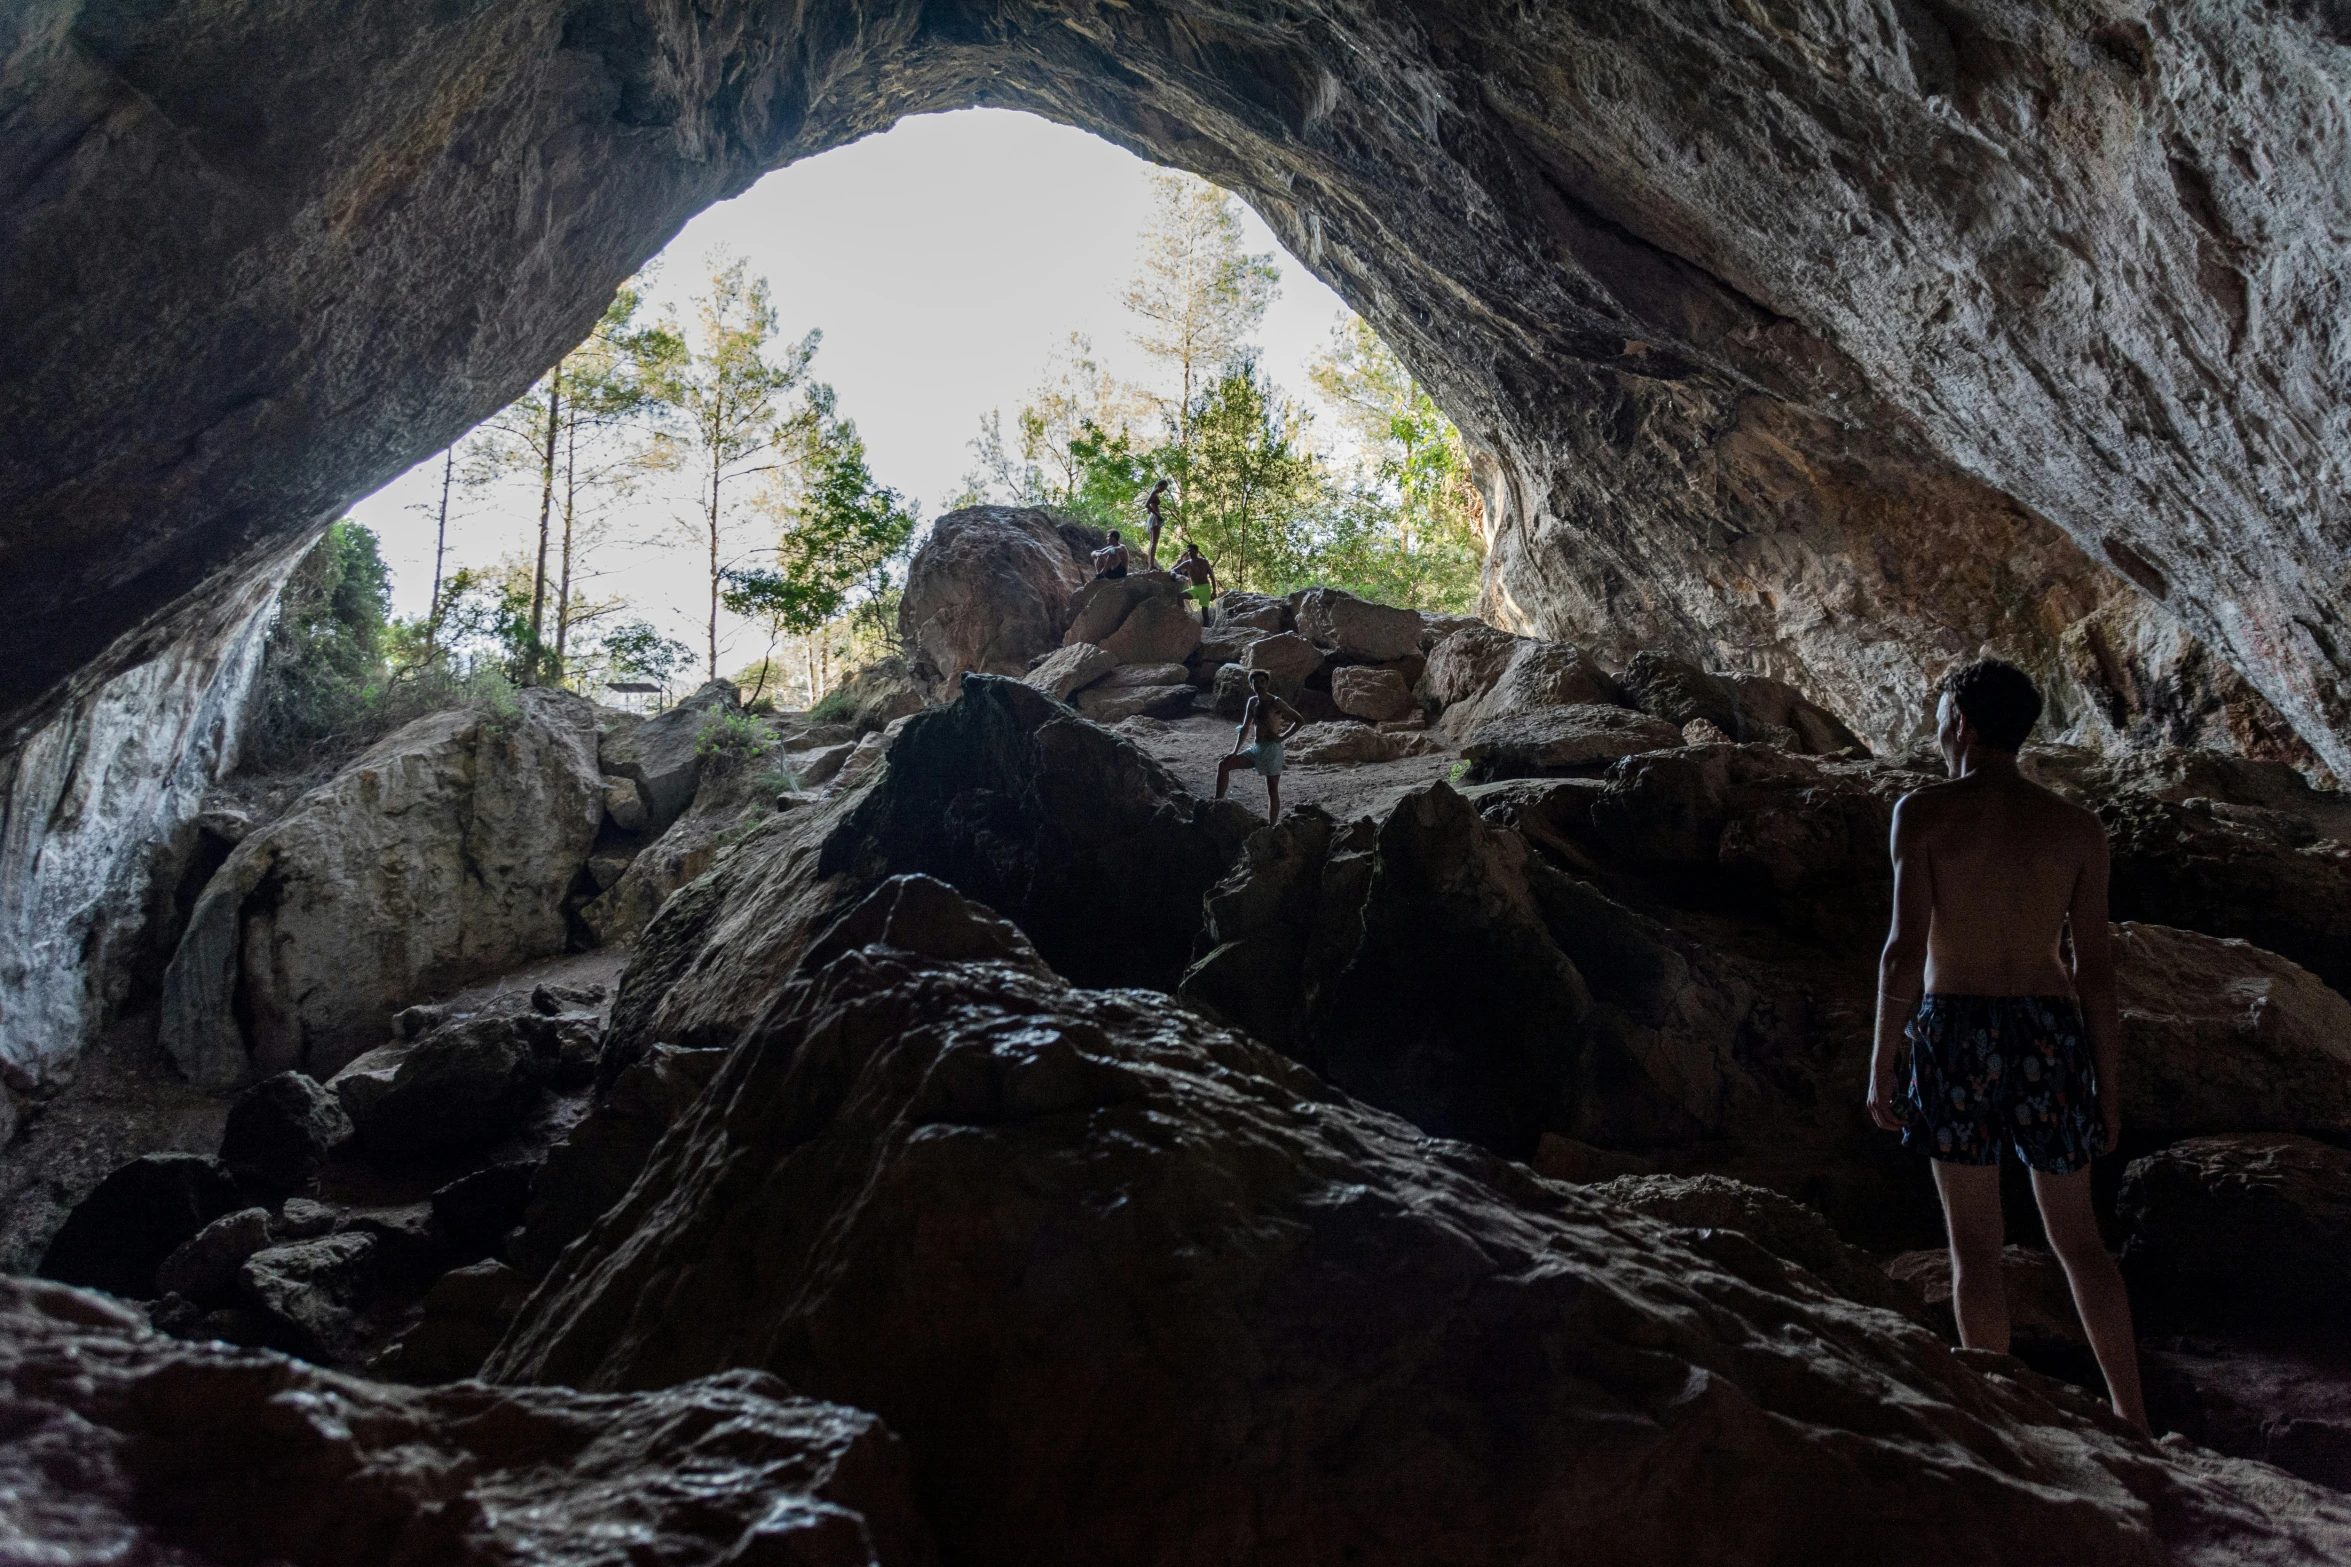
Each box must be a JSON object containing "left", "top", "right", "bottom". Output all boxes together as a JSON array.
[
  {"left": 603, "top": 677, "right": 1254, "bottom": 1063},
  {"left": 1330, "top": 664, "right": 1415, "bottom": 722},
  {"left": 155, "top": 1207, "right": 275, "bottom": 1306},
  {"left": 1022, "top": 641, "right": 1119, "bottom": 703},
  {"left": 787, "top": 740, "right": 856, "bottom": 787},
  {"left": 599, "top": 679, "right": 740, "bottom": 834},
  {"left": 1620, "top": 651, "right": 1745, "bottom": 737},
  {"left": 901, "top": 505, "right": 1089, "bottom": 700},
  {"left": 1461, "top": 703, "right": 1684, "bottom": 779},
  {"left": 1196, "top": 624, "right": 1268, "bottom": 668},
  {"left": 1886, "top": 1245, "right": 2087, "bottom": 1352},
  {"left": 1062, "top": 570, "right": 1172, "bottom": 647},
  {"left": 1097, "top": 588, "right": 1202, "bottom": 667},
  {"left": 1419, "top": 622, "right": 1523, "bottom": 710},
  {"left": 236, "top": 1232, "right": 378, "bottom": 1361},
  {"left": 811, "top": 655, "right": 925, "bottom": 731},
  {"left": 1682, "top": 718, "right": 1735, "bottom": 745},
  {"left": 332, "top": 1016, "right": 546, "bottom": 1160},
  {"left": 2110, "top": 923, "right": 2351, "bottom": 1138},
  {"left": 1091, "top": 661, "right": 1193, "bottom": 690},
  {"left": 1208, "top": 661, "right": 1253, "bottom": 717},
  {"left": 490, "top": 878, "right": 2351, "bottom": 1564},
  {"left": 372, "top": 1259, "right": 535, "bottom": 1384},
  {"left": 160, "top": 689, "right": 605, "bottom": 1088},
  {"left": 1209, "top": 591, "right": 1287, "bottom": 632},
  {"left": 2119, "top": 1134, "right": 2351, "bottom": 1327},
  {"left": 601, "top": 774, "right": 649, "bottom": 832},
  {"left": 1239, "top": 632, "right": 1323, "bottom": 700},
  {"left": 1074, "top": 681, "right": 1193, "bottom": 724},
  {"left": 1729, "top": 674, "right": 1866, "bottom": 756},
  {"left": 1594, "top": 1174, "right": 1920, "bottom": 1321},
  {"left": 1424, "top": 630, "right": 1620, "bottom": 741},
  {"left": 38, "top": 1153, "right": 241, "bottom": 1299},
  {"left": 220, "top": 1071, "right": 352, "bottom": 1198},
  {"left": 1280, "top": 721, "right": 1446, "bottom": 766},
  {"left": 0, "top": 1276, "right": 932, "bottom": 1565},
  {"left": 1292, "top": 586, "right": 1423, "bottom": 661},
  {"left": 2142, "top": 1337, "right": 2351, "bottom": 1496}
]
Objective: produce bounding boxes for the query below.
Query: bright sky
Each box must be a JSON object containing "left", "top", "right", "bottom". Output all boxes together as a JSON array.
[{"left": 349, "top": 108, "right": 1356, "bottom": 661}]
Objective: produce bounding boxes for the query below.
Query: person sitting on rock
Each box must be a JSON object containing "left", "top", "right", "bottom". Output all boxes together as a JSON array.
[
  {"left": 1092, "top": 530, "right": 1129, "bottom": 580},
  {"left": 1216, "top": 669, "right": 1303, "bottom": 824},
  {"left": 1171, "top": 541, "right": 1217, "bottom": 618},
  {"left": 1142, "top": 479, "right": 1171, "bottom": 567},
  {"left": 1866, "top": 658, "right": 2149, "bottom": 1434}
]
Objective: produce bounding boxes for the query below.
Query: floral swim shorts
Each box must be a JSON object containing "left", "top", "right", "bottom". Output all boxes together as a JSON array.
[{"left": 1901, "top": 994, "right": 2106, "bottom": 1174}]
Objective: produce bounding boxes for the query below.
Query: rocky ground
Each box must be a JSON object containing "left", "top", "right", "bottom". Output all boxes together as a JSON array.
[{"left": 13, "top": 509, "right": 2351, "bottom": 1561}]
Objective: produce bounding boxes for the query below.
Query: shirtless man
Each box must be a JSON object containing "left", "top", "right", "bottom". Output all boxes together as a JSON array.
[
  {"left": 1142, "top": 479, "right": 1171, "bottom": 568},
  {"left": 1215, "top": 669, "right": 1302, "bottom": 823},
  {"left": 1867, "top": 659, "right": 2148, "bottom": 1432},
  {"left": 1092, "top": 530, "right": 1129, "bottom": 580},
  {"left": 1171, "top": 540, "right": 1217, "bottom": 618}
]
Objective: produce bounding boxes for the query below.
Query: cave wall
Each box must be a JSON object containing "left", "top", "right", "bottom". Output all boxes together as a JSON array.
[
  {"left": 2, "top": 0, "right": 2346, "bottom": 770},
  {"left": 0, "top": 554, "right": 287, "bottom": 1089}
]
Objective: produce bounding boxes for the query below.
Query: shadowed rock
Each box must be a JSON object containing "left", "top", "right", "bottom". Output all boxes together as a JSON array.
[
  {"left": 38, "top": 1153, "right": 240, "bottom": 1300},
  {"left": 2120, "top": 1135, "right": 2351, "bottom": 1328},
  {"left": 0, "top": 1277, "right": 933, "bottom": 1566},
  {"left": 902, "top": 507, "right": 1090, "bottom": 700},
  {"left": 488, "top": 877, "right": 2351, "bottom": 1564}
]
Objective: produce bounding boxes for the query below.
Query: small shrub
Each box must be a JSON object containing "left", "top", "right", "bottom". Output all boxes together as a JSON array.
[
  {"left": 806, "top": 687, "right": 859, "bottom": 725},
  {"left": 694, "top": 711, "right": 769, "bottom": 778}
]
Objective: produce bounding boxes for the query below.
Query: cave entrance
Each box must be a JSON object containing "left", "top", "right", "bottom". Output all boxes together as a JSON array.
[{"left": 349, "top": 108, "right": 1489, "bottom": 713}]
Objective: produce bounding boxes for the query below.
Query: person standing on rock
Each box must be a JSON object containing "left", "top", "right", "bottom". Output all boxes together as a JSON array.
[
  {"left": 1866, "top": 658, "right": 2149, "bottom": 1434},
  {"left": 1142, "top": 479, "right": 1171, "bottom": 568},
  {"left": 1217, "top": 669, "right": 1302, "bottom": 824},
  {"left": 1172, "top": 541, "right": 1217, "bottom": 618},
  {"left": 1092, "top": 530, "right": 1129, "bottom": 580}
]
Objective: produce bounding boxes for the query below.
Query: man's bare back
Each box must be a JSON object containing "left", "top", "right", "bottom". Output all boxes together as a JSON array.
[{"left": 1869, "top": 660, "right": 2146, "bottom": 1432}]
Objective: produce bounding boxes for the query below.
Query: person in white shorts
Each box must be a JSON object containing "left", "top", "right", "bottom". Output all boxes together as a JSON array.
[{"left": 1216, "top": 669, "right": 1303, "bottom": 823}]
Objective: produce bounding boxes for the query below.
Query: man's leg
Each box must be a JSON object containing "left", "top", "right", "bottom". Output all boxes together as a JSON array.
[
  {"left": 1931, "top": 1159, "right": 2010, "bottom": 1353},
  {"left": 2031, "top": 1167, "right": 2151, "bottom": 1433},
  {"left": 1215, "top": 753, "right": 1245, "bottom": 800},
  {"left": 1266, "top": 774, "right": 1281, "bottom": 824}
]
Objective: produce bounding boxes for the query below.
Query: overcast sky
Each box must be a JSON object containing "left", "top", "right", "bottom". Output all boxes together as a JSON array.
[{"left": 348, "top": 108, "right": 1356, "bottom": 655}]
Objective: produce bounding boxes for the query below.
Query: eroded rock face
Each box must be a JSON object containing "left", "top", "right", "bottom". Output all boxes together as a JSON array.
[
  {"left": 2119, "top": 1134, "right": 2351, "bottom": 1328},
  {"left": 0, "top": 1277, "right": 933, "bottom": 1567},
  {"left": 901, "top": 508, "right": 1089, "bottom": 700},
  {"left": 158, "top": 689, "right": 604, "bottom": 1088},
  {"left": 12, "top": 0, "right": 2351, "bottom": 784},
  {"left": 490, "top": 880, "right": 2351, "bottom": 1563}
]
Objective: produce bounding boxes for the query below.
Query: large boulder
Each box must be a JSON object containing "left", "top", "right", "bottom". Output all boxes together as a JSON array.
[
  {"left": 329, "top": 1014, "right": 570, "bottom": 1160},
  {"left": 38, "top": 1153, "right": 241, "bottom": 1299},
  {"left": 1461, "top": 703, "right": 1684, "bottom": 779},
  {"left": 159, "top": 689, "right": 605, "bottom": 1088},
  {"left": 1437, "top": 636, "right": 1622, "bottom": 741},
  {"left": 1180, "top": 788, "right": 1750, "bottom": 1157},
  {"left": 1292, "top": 585, "right": 1423, "bottom": 661},
  {"left": 1021, "top": 642, "right": 1118, "bottom": 703},
  {"left": 901, "top": 506, "right": 1090, "bottom": 700},
  {"left": 1063, "top": 572, "right": 1202, "bottom": 667},
  {"left": 220, "top": 1071, "right": 353, "bottom": 1198},
  {"left": 1209, "top": 592, "right": 1288, "bottom": 633},
  {"left": 2110, "top": 923, "right": 2351, "bottom": 1138},
  {"left": 0, "top": 1277, "right": 933, "bottom": 1565},
  {"left": 598, "top": 679, "right": 740, "bottom": 834},
  {"left": 489, "top": 879, "right": 2351, "bottom": 1564},
  {"left": 1620, "top": 650, "right": 1745, "bottom": 738},
  {"left": 1728, "top": 674, "right": 1866, "bottom": 756},
  {"left": 1239, "top": 632, "right": 1323, "bottom": 700},
  {"left": 1330, "top": 664, "right": 1415, "bottom": 722},
  {"left": 236, "top": 1232, "right": 379, "bottom": 1361},
  {"left": 603, "top": 676, "right": 1254, "bottom": 1061},
  {"left": 2119, "top": 1134, "right": 2351, "bottom": 1328}
]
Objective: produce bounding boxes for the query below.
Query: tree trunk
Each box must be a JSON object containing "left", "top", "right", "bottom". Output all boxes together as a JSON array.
[
  {"left": 426, "top": 446, "right": 453, "bottom": 652},
  {"left": 707, "top": 451, "right": 723, "bottom": 682},
  {"left": 555, "top": 411, "right": 577, "bottom": 675},
  {"left": 527, "top": 366, "right": 562, "bottom": 680}
]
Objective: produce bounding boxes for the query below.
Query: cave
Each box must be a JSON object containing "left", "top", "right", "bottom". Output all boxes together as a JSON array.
[{"left": 7, "top": 2, "right": 2351, "bottom": 1561}]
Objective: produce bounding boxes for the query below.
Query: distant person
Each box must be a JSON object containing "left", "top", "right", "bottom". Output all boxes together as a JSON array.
[
  {"left": 1216, "top": 669, "right": 1303, "bottom": 824},
  {"left": 1142, "top": 479, "right": 1171, "bottom": 567},
  {"left": 1866, "top": 658, "right": 2148, "bottom": 1433},
  {"left": 1092, "top": 530, "right": 1129, "bottom": 580},
  {"left": 1171, "top": 541, "right": 1218, "bottom": 617}
]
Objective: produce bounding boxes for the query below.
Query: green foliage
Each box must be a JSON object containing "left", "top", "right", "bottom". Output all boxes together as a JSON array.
[
  {"left": 1168, "top": 361, "right": 1322, "bottom": 592},
  {"left": 598, "top": 619, "right": 695, "bottom": 687},
  {"left": 805, "top": 686, "right": 859, "bottom": 725},
  {"left": 248, "top": 520, "right": 392, "bottom": 767},
  {"left": 693, "top": 710, "right": 770, "bottom": 777}
]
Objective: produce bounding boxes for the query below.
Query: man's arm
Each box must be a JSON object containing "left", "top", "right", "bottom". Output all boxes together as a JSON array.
[
  {"left": 1272, "top": 697, "right": 1305, "bottom": 740},
  {"left": 1868, "top": 795, "right": 1932, "bottom": 1132},
  {"left": 2068, "top": 814, "right": 2124, "bottom": 1152},
  {"left": 1231, "top": 696, "right": 1259, "bottom": 753}
]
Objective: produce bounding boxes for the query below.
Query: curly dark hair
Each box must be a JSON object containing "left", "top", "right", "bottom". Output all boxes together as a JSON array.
[{"left": 1941, "top": 658, "right": 2042, "bottom": 753}]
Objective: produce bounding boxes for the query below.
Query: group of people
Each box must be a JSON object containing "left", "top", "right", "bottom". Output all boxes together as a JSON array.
[
  {"left": 1090, "top": 481, "right": 1220, "bottom": 613},
  {"left": 1095, "top": 494, "right": 2147, "bottom": 1432}
]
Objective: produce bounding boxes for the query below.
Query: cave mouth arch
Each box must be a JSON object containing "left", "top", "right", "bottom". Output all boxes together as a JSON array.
[
  {"left": 4, "top": 1, "right": 2347, "bottom": 773},
  {"left": 347, "top": 104, "right": 1374, "bottom": 653}
]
